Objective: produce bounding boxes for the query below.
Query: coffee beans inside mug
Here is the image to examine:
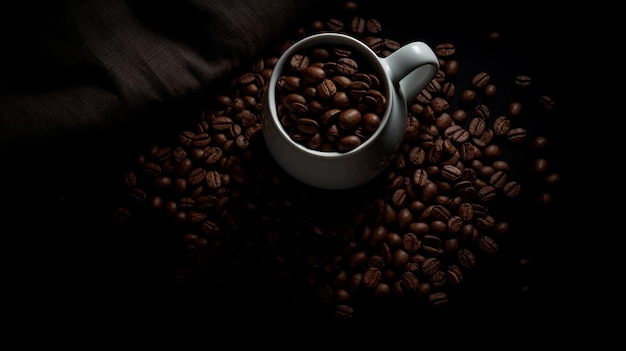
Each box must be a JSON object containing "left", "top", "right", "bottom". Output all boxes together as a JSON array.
[{"left": 274, "top": 43, "right": 387, "bottom": 152}]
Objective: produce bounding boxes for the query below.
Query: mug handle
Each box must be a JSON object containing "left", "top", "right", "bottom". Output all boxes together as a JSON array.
[{"left": 382, "top": 42, "right": 439, "bottom": 103}]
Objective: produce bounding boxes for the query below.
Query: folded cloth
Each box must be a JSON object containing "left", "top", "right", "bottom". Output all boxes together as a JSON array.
[{"left": 0, "top": 0, "right": 322, "bottom": 162}]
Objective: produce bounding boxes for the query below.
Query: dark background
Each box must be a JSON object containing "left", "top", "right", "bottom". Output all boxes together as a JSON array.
[{"left": 2, "top": 0, "right": 580, "bottom": 339}]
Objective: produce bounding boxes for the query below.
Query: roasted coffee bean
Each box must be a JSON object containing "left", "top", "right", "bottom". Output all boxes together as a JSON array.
[
  {"left": 347, "top": 80, "right": 370, "bottom": 99},
  {"left": 468, "top": 117, "right": 486, "bottom": 136},
  {"left": 338, "top": 108, "right": 362, "bottom": 130},
  {"left": 507, "top": 127, "right": 527, "bottom": 143},
  {"left": 514, "top": 75, "right": 532, "bottom": 87},
  {"left": 421, "top": 234, "right": 443, "bottom": 256},
  {"left": 430, "top": 271, "right": 447, "bottom": 289},
  {"left": 204, "top": 146, "right": 223, "bottom": 164},
  {"left": 446, "top": 264, "right": 463, "bottom": 285},
  {"left": 544, "top": 173, "right": 560, "bottom": 186},
  {"left": 336, "top": 57, "right": 359, "bottom": 76},
  {"left": 441, "top": 164, "right": 462, "bottom": 181},
  {"left": 451, "top": 109, "right": 468, "bottom": 124},
  {"left": 471, "top": 72, "right": 490, "bottom": 88},
  {"left": 302, "top": 65, "right": 326, "bottom": 84},
  {"left": 435, "top": 43, "right": 455, "bottom": 57},
  {"left": 205, "top": 170, "right": 222, "bottom": 189},
  {"left": 350, "top": 16, "right": 366, "bottom": 34},
  {"left": 129, "top": 187, "right": 147, "bottom": 204},
  {"left": 478, "top": 185, "right": 497, "bottom": 202},
  {"left": 210, "top": 116, "right": 234, "bottom": 130},
  {"left": 200, "top": 219, "right": 220, "bottom": 235},
  {"left": 141, "top": 161, "right": 161, "bottom": 178},
  {"left": 365, "top": 18, "right": 382, "bottom": 33},
  {"left": 363, "top": 266, "right": 382, "bottom": 288},
  {"left": 415, "top": 89, "right": 432, "bottom": 105},
  {"left": 443, "top": 60, "right": 459, "bottom": 77},
  {"left": 478, "top": 235, "right": 499, "bottom": 255},
  {"left": 317, "top": 79, "right": 337, "bottom": 99},
  {"left": 402, "top": 232, "right": 420, "bottom": 253},
  {"left": 188, "top": 167, "right": 206, "bottom": 186},
  {"left": 179, "top": 130, "right": 194, "bottom": 146},
  {"left": 489, "top": 170, "right": 508, "bottom": 189},
  {"left": 383, "top": 38, "right": 401, "bottom": 52},
  {"left": 188, "top": 210, "right": 207, "bottom": 223},
  {"left": 532, "top": 136, "right": 549, "bottom": 149},
  {"left": 337, "top": 135, "right": 361, "bottom": 152},
  {"left": 473, "top": 104, "right": 490, "bottom": 120},
  {"left": 401, "top": 271, "right": 420, "bottom": 292},
  {"left": 483, "top": 84, "right": 497, "bottom": 98},
  {"left": 473, "top": 128, "right": 494, "bottom": 147},
  {"left": 507, "top": 101, "right": 523, "bottom": 118},
  {"left": 492, "top": 160, "right": 510, "bottom": 172},
  {"left": 122, "top": 170, "right": 137, "bottom": 189},
  {"left": 444, "top": 125, "right": 470, "bottom": 143},
  {"left": 440, "top": 82, "right": 455, "bottom": 100},
  {"left": 422, "top": 257, "right": 441, "bottom": 275},
  {"left": 492, "top": 116, "right": 511, "bottom": 136},
  {"left": 430, "top": 97, "right": 449, "bottom": 114},
  {"left": 296, "top": 118, "right": 319, "bottom": 134},
  {"left": 334, "top": 304, "right": 354, "bottom": 319},
  {"left": 362, "top": 113, "right": 381, "bottom": 132},
  {"left": 460, "top": 89, "right": 477, "bottom": 104},
  {"left": 457, "top": 248, "right": 476, "bottom": 269},
  {"left": 434, "top": 69, "right": 446, "bottom": 83},
  {"left": 539, "top": 95, "right": 556, "bottom": 111},
  {"left": 503, "top": 181, "right": 521, "bottom": 197},
  {"left": 393, "top": 249, "right": 410, "bottom": 268},
  {"left": 363, "top": 36, "right": 383, "bottom": 54}
]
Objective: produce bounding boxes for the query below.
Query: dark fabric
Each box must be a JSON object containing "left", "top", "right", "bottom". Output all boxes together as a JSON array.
[{"left": 0, "top": 0, "right": 321, "bottom": 162}]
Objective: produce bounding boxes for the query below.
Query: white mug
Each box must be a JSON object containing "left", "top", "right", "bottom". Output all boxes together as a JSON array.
[{"left": 262, "top": 32, "right": 439, "bottom": 190}]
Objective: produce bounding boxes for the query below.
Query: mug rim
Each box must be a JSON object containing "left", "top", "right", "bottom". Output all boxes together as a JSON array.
[{"left": 266, "top": 32, "right": 394, "bottom": 159}]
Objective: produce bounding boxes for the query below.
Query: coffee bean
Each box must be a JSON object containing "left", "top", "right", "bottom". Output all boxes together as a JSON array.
[
  {"left": 365, "top": 18, "right": 382, "bottom": 33},
  {"left": 507, "top": 127, "right": 527, "bottom": 143},
  {"left": 483, "top": 83, "right": 497, "bottom": 98},
  {"left": 317, "top": 79, "right": 337, "bottom": 99},
  {"left": 460, "top": 89, "right": 477, "bottom": 104},
  {"left": 507, "top": 101, "right": 523, "bottom": 118},
  {"left": 435, "top": 43, "right": 455, "bottom": 57},
  {"left": 350, "top": 16, "right": 366, "bottom": 34},
  {"left": 471, "top": 72, "right": 490, "bottom": 88},
  {"left": 539, "top": 95, "right": 556, "bottom": 111},
  {"left": 422, "top": 257, "right": 441, "bottom": 275},
  {"left": 457, "top": 249, "right": 476, "bottom": 269},
  {"left": 478, "top": 235, "right": 499, "bottom": 255},
  {"left": 503, "top": 181, "right": 521, "bottom": 197},
  {"left": 337, "top": 135, "right": 361, "bottom": 152},
  {"left": 514, "top": 75, "right": 532, "bottom": 87},
  {"left": 289, "top": 53, "right": 309, "bottom": 71},
  {"left": 401, "top": 271, "right": 420, "bottom": 292},
  {"left": 363, "top": 266, "right": 382, "bottom": 288},
  {"left": 383, "top": 38, "right": 401, "bottom": 51},
  {"left": 531, "top": 136, "right": 549, "bottom": 149},
  {"left": 444, "top": 59, "right": 460, "bottom": 78},
  {"left": 334, "top": 304, "right": 354, "bottom": 320},
  {"left": 492, "top": 116, "right": 511, "bottom": 136},
  {"left": 446, "top": 264, "right": 463, "bottom": 285}
]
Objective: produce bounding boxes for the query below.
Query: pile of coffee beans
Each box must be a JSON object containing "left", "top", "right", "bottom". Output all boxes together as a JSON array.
[
  {"left": 275, "top": 44, "right": 387, "bottom": 152},
  {"left": 113, "top": 0, "right": 561, "bottom": 321}
]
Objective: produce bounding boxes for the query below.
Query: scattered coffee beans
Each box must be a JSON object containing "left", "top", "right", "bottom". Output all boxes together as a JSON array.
[{"left": 112, "top": 0, "right": 561, "bottom": 322}]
